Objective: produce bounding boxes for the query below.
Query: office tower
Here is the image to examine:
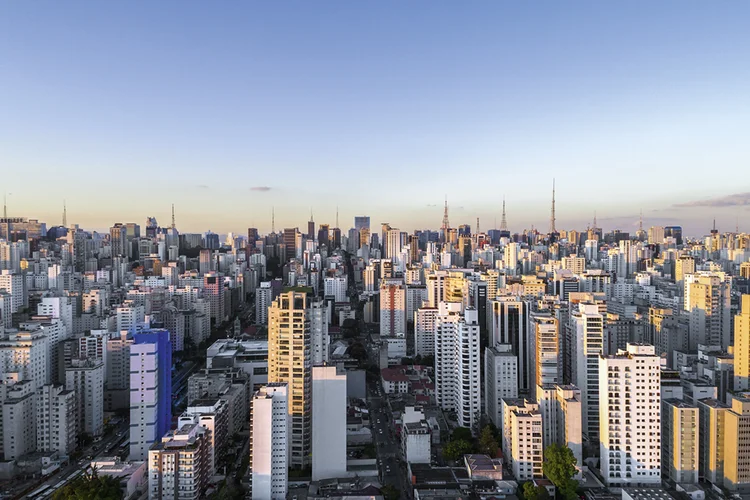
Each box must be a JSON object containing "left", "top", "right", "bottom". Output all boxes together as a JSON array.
[
  {"left": 130, "top": 330, "right": 172, "bottom": 461},
  {"left": 414, "top": 307, "right": 438, "bottom": 357},
  {"left": 354, "top": 216, "right": 370, "bottom": 233},
  {"left": 435, "top": 305, "right": 481, "bottom": 430},
  {"left": 530, "top": 313, "right": 559, "bottom": 388},
  {"left": 178, "top": 399, "right": 230, "bottom": 476},
  {"left": 0, "top": 270, "right": 24, "bottom": 312},
  {"left": 664, "top": 226, "right": 683, "bottom": 245},
  {"left": 675, "top": 256, "right": 695, "bottom": 285},
  {"left": 307, "top": 212, "right": 315, "bottom": 240},
  {"left": 2, "top": 381, "right": 36, "bottom": 460},
  {"left": 256, "top": 281, "right": 273, "bottom": 325},
  {"left": 489, "top": 297, "right": 531, "bottom": 394},
  {"left": 684, "top": 272, "right": 731, "bottom": 349},
  {"left": 501, "top": 399, "right": 543, "bottom": 480},
  {"left": 330, "top": 227, "right": 341, "bottom": 249},
  {"left": 106, "top": 332, "right": 133, "bottom": 410},
  {"left": 724, "top": 394, "right": 750, "bottom": 492},
  {"left": 312, "top": 365, "right": 347, "bottom": 480},
  {"left": 199, "top": 248, "right": 212, "bottom": 275},
  {"left": 484, "top": 344, "right": 519, "bottom": 428},
  {"left": 0, "top": 330, "right": 49, "bottom": 390},
  {"left": 204, "top": 273, "right": 226, "bottom": 325},
  {"left": 598, "top": 344, "right": 661, "bottom": 487},
  {"left": 268, "top": 291, "right": 312, "bottom": 468},
  {"left": 380, "top": 279, "right": 407, "bottom": 338},
  {"left": 148, "top": 423, "right": 210, "bottom": 500},
  {"left": 570, "top": 302, "right": 604, "bottom": 446},
  {"left": 283, "top": 228, "right": 298, "bottom": 259},
  {"left": 110, "top": 223, "right": 128, "bottom": 258},
  {"left": 309, "top": 299, "right": 329, "bottom": 365},
  {"left": 323, "top": 276, "right": 347, "bottom": 303},
  {"left": 317, "top": 225, "right": 329, "bottom": 251},
  {"left": 385, "top": 228, "right": 403, "bottom": 266},
  {"left": 37, "top": 384, "right": 77, "bottom": 456},
  {"left": 409, "top": 234, "right": 420, "bottom": 264},
  {"left": 251, "top": 384, "right": 289, "bottom": 500},
  {"left": 662, "top": 399, "right": 699, "bottom": 485},
  {"left": 65, "top": 357, "right": 105, "bottom": 437},
  {"left": 735, "top": 295, "right": 750, "bottom": 391}
]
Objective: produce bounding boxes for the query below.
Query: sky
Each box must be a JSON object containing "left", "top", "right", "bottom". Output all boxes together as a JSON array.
[{"left": 2, "top": 1, "right": 749, "bottom": 237}]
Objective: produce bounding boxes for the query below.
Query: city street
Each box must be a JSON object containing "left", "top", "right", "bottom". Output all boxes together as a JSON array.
[{"left": 368, "top": 383, "right": 412, "bottom": 498}]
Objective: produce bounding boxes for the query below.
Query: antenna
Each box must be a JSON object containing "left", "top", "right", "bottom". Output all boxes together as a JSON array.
[
  {"left": 3, "top": 193, "right": 6, "bottom": 219},
  {"left": 500, "top": 196, "right": 508, "bottom": 231},
  {"left": 639, "top": 209, "right": 643, "bottom": 232},
  {"left": 476, "top": 217, "right": 480, "bottom": 235},
  {"left": 310, "top": 208, "right": 313, "bottom": 222},
  {"left": 171, "top": 204, "right": 176, "bottom": 230},
  {"left": 271, "top": 206, "right": 275, "bottom": 233},
  {"left": 63, "top": 200, "right": 67, "bottom": 227},
  {"left": 549, "top": 179, "right": 556, "bottom": 234},
  {"left": 441, "top": 195, "right": 450, "bottom": 240},
  {"left": 593, "top": 210, "right": 597, "bottom": 228},
  {"left": 336, "top": 206, "right": 339, "bottom": 228}
]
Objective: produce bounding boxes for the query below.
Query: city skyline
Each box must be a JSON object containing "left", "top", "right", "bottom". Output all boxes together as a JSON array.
[{"left": 2, "top": 1, "right": 750, "bottom": 233}]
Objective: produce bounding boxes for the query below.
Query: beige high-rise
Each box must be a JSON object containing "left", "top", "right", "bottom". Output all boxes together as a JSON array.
[
  {"left": 268, "top": 290, "right": 312, "bottom": 468},
  {"left": 734, "top": 295, "right": 750, "bottom": 392}
]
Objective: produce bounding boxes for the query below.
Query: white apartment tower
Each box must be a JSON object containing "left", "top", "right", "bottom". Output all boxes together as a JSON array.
[
  {"left": 37, "top": 384, "right": 77, "bottom": 456},
  {"left": 323, "top": 276, "right": 347, "bottom": 303},
  {"left": 435, "top": 304, "right": 481, "bottom": 430},
  {"left": 599, "top": 343, "right": 661, "bottom": 487},
  {"left": 65, "top": 357, "right": 105, "bottom": 437},
  {"left": 501, "top": 398, "right": 543, "bottom": 480},
  {"left": 536, "top": 384, "right": 583, "bottom": 469},
  {"left": 255, "top": 281, "right": 273, "bottom": 325},
  {"left": 570, "top": 302, "right": 604, "bottom": 446},
  {"left": 251, "top": 384, "right": 289, "bottom": 500},
  {"left": 0, "top": 330, "right": 49, "bottom": 390},
  {"left": 484, "top": 344, "right": 519, "bottom": 428},
  {"left": 414, "top": 307, "right": 438, "bottom": 357},
  {"left": 2, "top": 380, "right": 36, "bottom": 460},
  {"left": 312, "top": 365, "right": 347, "bottom": 480}
]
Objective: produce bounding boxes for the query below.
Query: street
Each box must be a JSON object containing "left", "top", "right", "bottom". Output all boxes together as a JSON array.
[{"left": 368, "top": 381, "right": 412, "bottom": 498}]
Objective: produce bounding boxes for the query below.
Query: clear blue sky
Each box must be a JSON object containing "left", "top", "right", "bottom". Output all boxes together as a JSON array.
[{"left": 2, "top": 1, "right": 749, "bottom": 236}]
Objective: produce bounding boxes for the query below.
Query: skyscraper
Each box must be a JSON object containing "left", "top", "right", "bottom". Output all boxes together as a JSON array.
[
  {"left": 684, "top": 271, "right": 731, "bottom": 349},
  {"left": 268, "top": 291, "right": 312, "bottom": 468},
  {"left": 570, "top": 302, "right": 604, "bottom": 447},
  {"left": 598, "top": 344, "right": 661, "bottom": 487},
  {"left": 312, "top": 365, "right": 347, "bottom": 480},
  {"left": 251, "top": 383, "right": 289, "bottom": 500},
  {"left": 489, "top": 297, "right": 531, "bottom": 394},
  {"left": 734, "top": 295, "right": 750, "bottom": 392},
  {"left": 130, "top": 329, "right": 172, "bottom": 461}
]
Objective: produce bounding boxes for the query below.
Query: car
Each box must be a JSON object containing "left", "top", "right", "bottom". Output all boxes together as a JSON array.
[{"left": 379, "top": 429, "right": 383, "bottom": 434}]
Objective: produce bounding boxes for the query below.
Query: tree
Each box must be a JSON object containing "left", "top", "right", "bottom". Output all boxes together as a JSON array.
[
  {"left": 380, "top": 484, "right": 400, "bottom": 500},
  {"left": 543, "top": 444, "right": 579, "bottom": 500},
  {"left": 52, "top": 470, "right": 122, "bottom": 499},
  {"left": 451, "top": 427, "right": 473, "bottom": 442},
  {"left": 478, "top": 425, "right": 499, "bottom": 457},
  {"left": 522, "top": 482, "right": 550, "bottom": 500},
  {"left": 421, "top": 354, "right": 435, "bottom": 367},
  {"left": 442, "top": 439, "right": 474, "bottom": 462}
]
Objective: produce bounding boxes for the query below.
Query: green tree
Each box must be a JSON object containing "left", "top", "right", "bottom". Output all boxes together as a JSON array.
[
  {"left": 451, "top": 427, "right": 473, "bottom": 442},
  {"left": 52, "top": 470, "right": 123, "bottom": 500},
  {"left": 442, "top": 439, "right": 474, "bottom": 462},
  {"left": 478, "top": 425, "right": 499, "bottom": 457},
  {"left": 421, "top": 354, "right": 435, "bottom": 367},
  {"left": 380, "top": 484, "right": 400, "bottom": 500},
  {"left": 543, "top": 444, "right": 579, "bottom": 500},
  {"left": 522, "top": 482, "right": 550, "bottom": 500}
]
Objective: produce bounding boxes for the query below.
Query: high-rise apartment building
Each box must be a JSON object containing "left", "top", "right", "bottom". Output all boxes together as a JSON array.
[
  {"left": 530, "top": 313, "right": 559, "bottom": 388},
  {"left": 734, "top": 295, "right": 750, "bottom": 392},
  {"left": 414, "top": 307, "right": 438, "bottom": 357},
  {"left": 435, "top": 305, "right": 480, "bottom": 430},
  {"left": 490, "top": 297, "right": 531, "bottom": 394},
  {"left": 2, "top": 381, "right": 36, "bottom": 461},
  {"left": 724, "top": 393, "right": 750, "bottom": 492},
  {"left": 698, "top": 398, "right": 728, "bottom": 486},
  {"left": 501, "top": 399, "right": 543, "bottom": 480},
  {"left": 536, "top": 384, "right": 583, "bottom": 468},
  {"left": 0, "top": 330, "right": 49, "bottom": 390},
  {"left": 312, "top": 365, "right": 347, "bottom": 481},
  {"left": 684, "top": 272, "right": 731, "bottom": 349},
  {"left": 130, "top": 330, "right": 172, "bottom": 461},
  {"left": 675, "top": 256, "right": 695, "bottom": 285},
  {"left": 268, "top": 291, "right": 312, "bottom": 468},
  {"left": 662, "top": 399, "right": 699, "bottom": 485},
  {"left": 178, "top": 399, "right": 229, "bottom": 476},
  {"left": 323, "top": 276, "right": 347, "bottom": 303},
  {"left": 65, "top": 357, "right": 105, "bottom": 437},
  {"left": 309, "top": 299, "right": 329, "bottom": 365},
  {"left": 106, "top": 332, "right": 133, "bottom": 411},
  {"left": 148, "top": 423, "right": 210, "bottom": 500},
  {"left": 0, "top": 270, "right": 25, "bottom": 313},
  {"left": 484, "top": 344, "right": 519, "bottom": 428},
  {"left": 570, "top": 302, "right": 604, "bottom": 447},
  {"left": 251, "top": 384, "right": 289, "bottom": 500},
  {"left": 380, "top": 279, "right": 407, "bottom": 338},
  {"left": 36, "top": 384, "right": 77, "bottom": 457},
  {"left": 598, "top": 344, "right": 661, "bottom": 487},
  {"left": 256, "top": 281, "right": 273, "bottom": 325}
]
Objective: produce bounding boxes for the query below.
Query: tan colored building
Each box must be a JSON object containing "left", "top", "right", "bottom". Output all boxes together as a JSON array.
[
  {"left": 675, "top": 256, "right": 695, "bottom": 285},
  {"left": 662, "top": 399, "right": 699, "bottom": 485},
  {"left": 698, "top": 398, "right": 728, "bottom": 486},
  {"left": 735, "top": 295, "right": 750, "bottom": 392},
  {"left": 268, "top": 290, "right": 312, "bottom": 468},
  {"left": 724, "top": 394, "right": 750, "bottom": 492},
  {"left": 148, "top": 423, "right": 210, "bottom": 500}
]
